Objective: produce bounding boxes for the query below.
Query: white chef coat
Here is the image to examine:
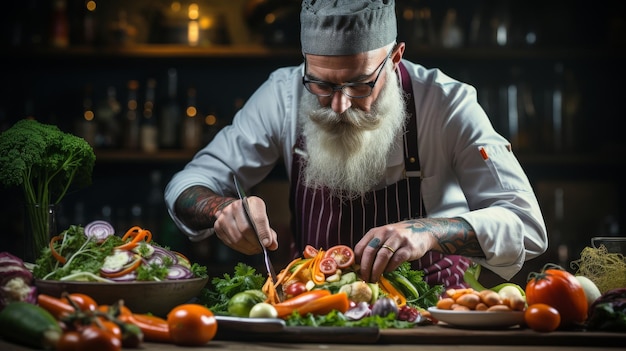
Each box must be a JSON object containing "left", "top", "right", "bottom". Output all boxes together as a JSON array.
[{"left": 164, "top": 59, "right": 548, "bottom": 281}]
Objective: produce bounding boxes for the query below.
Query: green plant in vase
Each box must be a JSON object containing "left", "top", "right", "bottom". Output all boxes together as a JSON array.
[{"left": 0, "top": 119, "right": 95, "bottom": 261}]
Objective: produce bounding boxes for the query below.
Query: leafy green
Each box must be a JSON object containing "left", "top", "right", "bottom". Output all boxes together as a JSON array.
[
  {"left": 0, "top": 119, "right": 95, "bottom": 255},
  {"left": 284, "top": 309, "right": 414, "bottom": 328},
  {"left": 393, "top": 262, "right": 443, "bottom": 308},
  {"left": 33, "top": 225, "right": 120, "bottom": 280},
  {"left": 197, "top": 263, "right": 265, "bottom": 314}
]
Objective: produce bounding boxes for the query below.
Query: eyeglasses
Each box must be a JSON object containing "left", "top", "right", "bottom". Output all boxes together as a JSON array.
[{"left": 302, "top": 48, "right": 393, "bottom": 99}]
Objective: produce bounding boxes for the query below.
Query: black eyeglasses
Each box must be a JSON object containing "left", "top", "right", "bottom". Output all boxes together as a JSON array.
[{"left": 302, "top": 48, "right": 393, "bottom": 99}]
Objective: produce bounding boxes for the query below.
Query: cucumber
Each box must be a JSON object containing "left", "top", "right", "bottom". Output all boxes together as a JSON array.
[{"left": 0, "top": 301, "right": 62, "bottom": 349}]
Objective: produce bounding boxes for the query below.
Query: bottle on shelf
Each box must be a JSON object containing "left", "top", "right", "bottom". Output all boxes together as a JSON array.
[
  {"left": 181, "top": 86, "right": 202, "bottom": 150},
  {"left": 95, "top": 86, "right": 122, "bottom": 149},
  {"left": 141, "top": 78, "right": 159, "bottom": 153},
  {"left": 159, "top": 68, "right": 182, "bottom": 149},
  {"left": 123, "top": 80, "right": 141, "bottom": 150}
]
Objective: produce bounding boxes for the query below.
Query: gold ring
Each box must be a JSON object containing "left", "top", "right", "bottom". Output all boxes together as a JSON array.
[{"left": 381, "top": 244, "right": 395, "bottom": 254}]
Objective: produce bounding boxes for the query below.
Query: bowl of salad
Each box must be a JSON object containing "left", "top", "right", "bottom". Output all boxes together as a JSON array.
[{"left": 33, "top": 221, "right": 209, "bottom": 316}]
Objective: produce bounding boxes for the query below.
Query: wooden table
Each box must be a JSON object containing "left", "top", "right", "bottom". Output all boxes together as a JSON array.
[{"left": 2, "top": 324, "right": 623, "bottom": 350}]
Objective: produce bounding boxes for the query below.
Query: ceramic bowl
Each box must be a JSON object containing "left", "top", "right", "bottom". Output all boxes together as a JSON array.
[{"left": 35, "top": 277, "right": 208, "bottom": 317}]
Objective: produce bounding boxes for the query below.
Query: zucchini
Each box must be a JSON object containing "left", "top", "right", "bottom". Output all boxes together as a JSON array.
[{"left": 0, "top": 301, "right": 62, "bottom": 349}]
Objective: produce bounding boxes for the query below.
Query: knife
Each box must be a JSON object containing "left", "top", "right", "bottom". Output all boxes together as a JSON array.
[{"left": 233, "top": 175, "right": 283, "bottom": 300}]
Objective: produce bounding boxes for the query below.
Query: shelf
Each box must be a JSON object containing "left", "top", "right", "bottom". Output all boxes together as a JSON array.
[{"left": 3, "top": 44, "right": 624, "bottom": 62}]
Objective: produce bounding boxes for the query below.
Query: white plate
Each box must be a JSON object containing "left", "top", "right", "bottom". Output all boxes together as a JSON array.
[{"left": 427, "top": 307, "right": 525, "bottom": 329}]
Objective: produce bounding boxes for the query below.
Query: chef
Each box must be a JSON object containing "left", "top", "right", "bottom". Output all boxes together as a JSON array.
[{"left": 164, "top": 0, "right": 548, "bottom": 289}]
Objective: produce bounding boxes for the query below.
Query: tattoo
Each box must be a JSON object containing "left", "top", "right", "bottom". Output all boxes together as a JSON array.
[
  {"left": 175, "top": 186, "right": 236, "bottom": 230},
  {"left": 404, "top": 217, "right": 484, "bottom": 257}
]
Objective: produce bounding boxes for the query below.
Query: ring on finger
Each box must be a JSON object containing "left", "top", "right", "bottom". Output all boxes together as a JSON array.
[{"left": 381, "top": 244, "right": 396, "bottom": 254}]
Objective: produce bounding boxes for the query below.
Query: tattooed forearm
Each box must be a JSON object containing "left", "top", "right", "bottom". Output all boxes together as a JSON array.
[
  {"left": 174, "top": 186, "right": 236, "bottom": 230},
  {"left": 404, "top": 217, "right": 484, "bottom": 257}
]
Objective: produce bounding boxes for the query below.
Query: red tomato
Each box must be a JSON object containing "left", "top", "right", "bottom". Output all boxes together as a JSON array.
[
  {"left": 56, "top": 331, "right": 81, "bottom": 351},
  {"left": 324, "top": 245, "right": 355, "bottom": 269},
  {"left": 79, "top": 325, "right": 122, "bottom": 351},
  {"left": 167, "top": 304, "right": 217, "bottom": 346},
  {"left": 525, "top": 264, "right": 588, "bottom": 328},
  {"left": 525, "top": 303, "right": 561, "bottom": 333},
  {"left": 303, "top": 245, "right": 318, "bottom": 259},
  {"left": 319, "top": 257, "right": 338, "bottom": 275},
  {"left": 63, "top": 293, "right": 98, "bottom": 312},
  {"left": 285, "top": 281, "right": 307, "bottom": 299}
]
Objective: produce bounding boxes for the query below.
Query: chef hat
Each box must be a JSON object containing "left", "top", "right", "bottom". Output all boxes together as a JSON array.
[{"left": 300, "top": 0, "right": 397, "bottom": 55}]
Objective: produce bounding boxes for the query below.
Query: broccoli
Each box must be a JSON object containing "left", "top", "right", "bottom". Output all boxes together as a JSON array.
[{"left": 0, "top": 119, "right": 96, "bottom": 258}]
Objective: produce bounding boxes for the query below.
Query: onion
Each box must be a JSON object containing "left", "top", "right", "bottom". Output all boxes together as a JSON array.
[
  {"left": 344, "top": 301, "right": 372, "bottom": 320},
  {"left": 167, "top": 265, "right": 193, "bottom": 280},
  {"left": 147, "top": 246, "right": 178, "bottom": 265},
  {"left": 84, "top": 220, "right": 115, "bottom": 242}
]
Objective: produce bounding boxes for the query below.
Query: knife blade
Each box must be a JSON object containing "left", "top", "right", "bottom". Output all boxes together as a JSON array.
[{"left": 233, "top": 175, "right": 282, "bottom": 300}]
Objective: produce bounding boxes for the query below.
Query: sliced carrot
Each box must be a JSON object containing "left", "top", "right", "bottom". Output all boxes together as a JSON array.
[
  {"left": 310, "top": 249, "right": 327, "bottom": 285},
  {"left": 121, "top": 226, "right": 143, "bottom": 241},
  {"left": 101, "top": 257, "right": 142, "bottom": 278},
  {"left": 273, "top": 289, "right": 332, "bottom": 318},
  {"left": 116, "top": 229, "right": 149, "bottom": 251},
  {"left": 123, "top": 313, "right": 171, "bottom": 343},
  {"left": 49, "top": 235, "right": 67, "bottom": 264},
  {"left": 292, "top": 292, "right": 350, "bottom": 317}
]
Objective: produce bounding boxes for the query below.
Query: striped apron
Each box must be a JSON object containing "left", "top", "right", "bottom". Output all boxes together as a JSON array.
[{"left": 289, "top": 63, "right": 470, "bottom": 289}]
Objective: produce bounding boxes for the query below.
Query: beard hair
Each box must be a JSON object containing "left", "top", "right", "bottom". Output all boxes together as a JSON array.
[{"left": 298, "top": 63, "right": 408, "bottom": 200}]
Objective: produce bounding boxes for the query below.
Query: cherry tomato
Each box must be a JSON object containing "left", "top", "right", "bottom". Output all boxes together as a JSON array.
[
  {"left": 319, "top": 257, "right": 338, "bottom": 275},
  {"left": 56, "top": 331, "right": 81, "bottom": 351},
  {"left": 525, "top": 263, "right": 587, "bottom": 328},
  {"left": 285, "top": 281, "right": 307, "bottom": 299},
  {"left": 325, "top": 245, "right": 355, "bottom": 269},
  {"left": 79, "top": 325, "right": 122, "bottom": 351},
  {"left": 167, "top": 304, "right": 217, "bottom": 346},
  {"left": 100, "top": 320, "right": 122, "bottom": 342},
  {"left": 63, "top": 293, "right": 98, "bottom": 312},
  {"left": 303, "top": 245, "right": 318, "bottom": 259},
  {"left": 525, "top": 303, "right": 561, "bottom": 332}
]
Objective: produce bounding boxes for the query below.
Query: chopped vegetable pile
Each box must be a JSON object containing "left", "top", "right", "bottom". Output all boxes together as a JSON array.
[{"left": 33, "top": 222, "right": 207, "bottom": 282}]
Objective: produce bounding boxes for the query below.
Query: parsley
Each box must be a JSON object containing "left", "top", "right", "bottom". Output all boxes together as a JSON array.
[{"left": 197, "top": 263, "right": 265, "bottom": 314}]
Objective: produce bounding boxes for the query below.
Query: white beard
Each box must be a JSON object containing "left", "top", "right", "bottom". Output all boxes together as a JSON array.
[{"left": 298, "top": 64, "right": 408, "bottom": 200}]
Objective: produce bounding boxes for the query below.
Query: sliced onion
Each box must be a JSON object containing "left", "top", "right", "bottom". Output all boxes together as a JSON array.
[
  {"left": 84, "top": 220, "right": 116, "bottom": 242},
  {"left": 108, "top": 271, "right": 138, "bottom": 281},
  {"left": 149, "top": 246, "right": 178, "bottom": 264},
  {"left": 100, "top": 251, "right": 136, "bottom": 275},
  {"left": 166, "top": 265, "right": 193, "bottom": 280}
]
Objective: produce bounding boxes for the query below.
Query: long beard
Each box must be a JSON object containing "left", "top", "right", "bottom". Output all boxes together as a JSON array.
[{"left": 299, "top": 64, "right": 408, "bottom": 200}]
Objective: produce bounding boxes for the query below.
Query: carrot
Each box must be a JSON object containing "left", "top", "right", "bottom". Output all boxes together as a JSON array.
[
  {"left": 122, "top": 313, "right": 171, "bottom": 343},
  {"left": 292, "top": 292, "right": 350, "bottom": 317},
  {"left": 273, "top": 289, "right": 332, "bottom": 318},
  {"left": 37, "top": 293, "right": 76, "bottom": 319},
  {"left": 100, "top": 257, "right": 143, "bottom": 278},
  {"left": 116, "top": 229, "right": 150, "bottom": 251},
  {"left": 310, "top": 249, "right": 327, "bottom": 285},
  {"left": 121, "top": 226, "right": 143, "bottom": 241},
  {"left": 379, "top": 276, "right": 407, "bottom": 307},
  {"left": 49, "top": 235, "right": 67, "bottom": 264}
]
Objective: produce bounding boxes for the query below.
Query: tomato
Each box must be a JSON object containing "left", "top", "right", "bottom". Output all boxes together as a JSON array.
[
  {"left": 56, "top": 331, "right": 81, "bottom": 351},
  {"left": 325, "top": 245, "right": 355, "bottom": 269},
  {"left": 319, "top": 257, "right": 338, "bottom": 275},
  {"left": 63, "top": 293, "right": 98, "bottom": 312},
  {"left": 285, "top": 281, "right": 307, "bottom": 299},
  {"left": 303, "top": 245, "right": 318, "bottom": 259},
  {"left": 79, "top": 325, "right": 122, "bottom": 351},
  {"left": 525, "top": 263, "right": 588, "bottom": 328},
  {"left": 100, "top": 320, "right": 122, "bottom": 342},
  {"left": 167, "top": 304, "right": 217, "bottom": 346},
  {"left": 525, "top": 303, "right": 561, "bottom": 332}
]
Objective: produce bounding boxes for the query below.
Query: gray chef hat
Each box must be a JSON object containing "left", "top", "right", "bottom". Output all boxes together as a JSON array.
[{"left": 301, "top": 0, "right": 397, "bottom": 56}]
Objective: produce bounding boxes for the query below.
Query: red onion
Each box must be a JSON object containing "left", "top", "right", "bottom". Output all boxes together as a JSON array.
[{"left": 84, "top": 220, "right": 115, "bottom": 242}]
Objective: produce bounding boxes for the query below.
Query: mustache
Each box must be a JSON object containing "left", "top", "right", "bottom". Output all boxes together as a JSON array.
[{"left": 308, "top": 105, "right": 381, "bottom": 133}]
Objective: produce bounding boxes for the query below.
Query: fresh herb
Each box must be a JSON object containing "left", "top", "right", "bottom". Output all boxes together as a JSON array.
[
  {"left": 393, "top": 262, "right": 443, "bottom": 308},
  {"left": 0, "top": 119, "right": 95, "bottom": 257},
  {"left": 284, "top": 309, "right": 414, "bottom": 329},
  {"left": 33, "top": 225, "right": 120, "bottom": 280},
  {"left": 197, "top": 263, "right": 265, "bottom": 314}
]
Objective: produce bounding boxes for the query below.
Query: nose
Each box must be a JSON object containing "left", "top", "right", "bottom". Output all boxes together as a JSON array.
[{"left": 330, "top": 90, "right": 351, "bottom": 114}]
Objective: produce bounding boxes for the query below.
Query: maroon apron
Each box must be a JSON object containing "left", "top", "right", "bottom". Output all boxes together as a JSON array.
[{"left": 289, "top": 63, "right": 470, "bottom": 289}]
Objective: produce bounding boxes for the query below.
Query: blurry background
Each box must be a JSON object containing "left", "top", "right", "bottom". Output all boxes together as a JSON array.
[{"left": 0, "top": 0, "right": 624, "bottom": 286}]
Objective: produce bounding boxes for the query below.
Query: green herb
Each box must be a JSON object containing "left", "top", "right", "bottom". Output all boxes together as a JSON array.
[
  {"left": 197, "top": 263, "right": 265, "bottom": 314},
  {"left": 0, "top": 119, "right": 95, "bottom": 256},
  {"left": 393, "top": 262, "right": 443, "bottom": 308},
  {"left": 284, "top": 310, "right": 414, "bottom": 329}
]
